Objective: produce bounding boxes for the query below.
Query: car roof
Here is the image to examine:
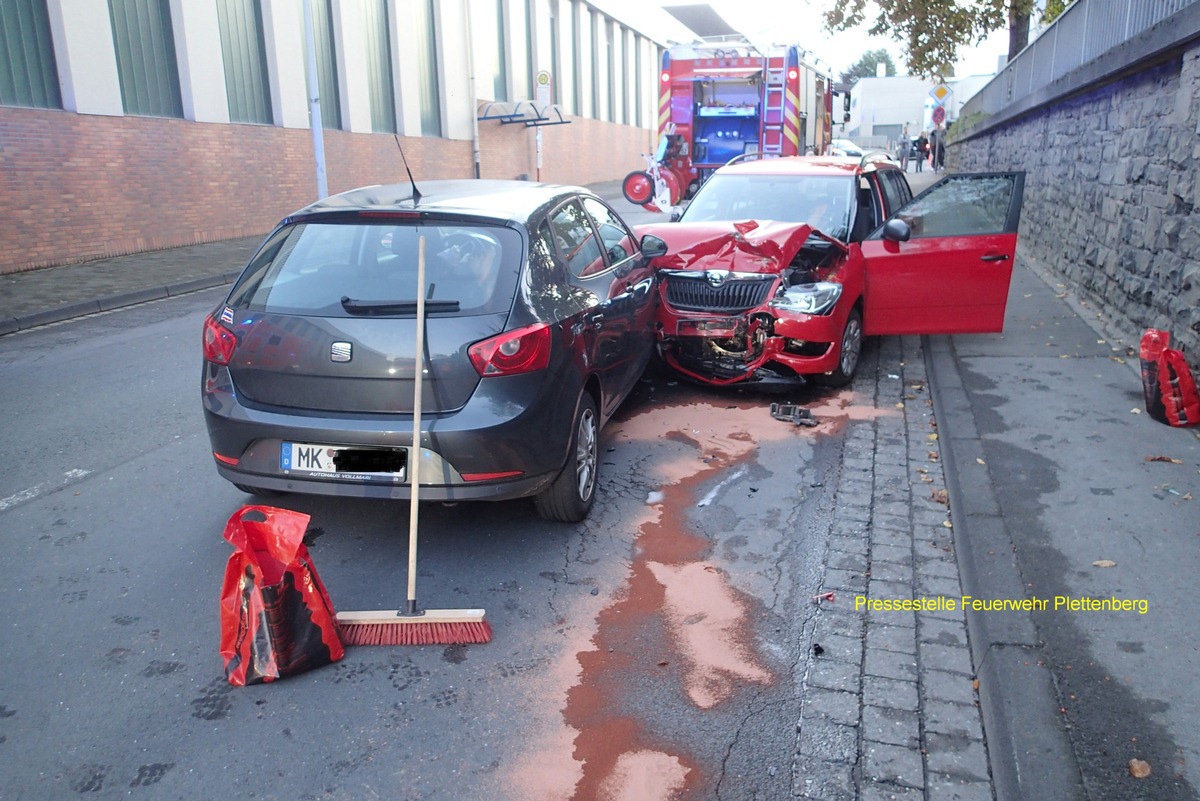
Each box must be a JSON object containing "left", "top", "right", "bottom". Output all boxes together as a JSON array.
[
  {"left": 288, "top": 179, "right": 590, "bottom": 224},
  {"left": 711, "top": 155, "right": 900, "bottom": 179}
]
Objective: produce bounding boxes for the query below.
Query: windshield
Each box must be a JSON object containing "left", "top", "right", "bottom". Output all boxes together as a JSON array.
[
  {"left": 228, "top": 222, "right": 523, "bottom": 317},
  {"left": 680, "top": 173, "right": 856, "bottom": 241}
]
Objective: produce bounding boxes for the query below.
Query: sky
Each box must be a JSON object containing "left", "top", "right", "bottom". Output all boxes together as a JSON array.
[{"left": 598, "top": 0, "right": 1010, "bottom": 81}]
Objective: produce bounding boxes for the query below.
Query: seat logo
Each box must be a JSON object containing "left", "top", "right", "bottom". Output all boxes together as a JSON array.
[
  {"left": 331, "top": 342, "right": 352, "bottom": 362},
  {"left": 706, "top": 270, "right": 730, "bottom": 287}
]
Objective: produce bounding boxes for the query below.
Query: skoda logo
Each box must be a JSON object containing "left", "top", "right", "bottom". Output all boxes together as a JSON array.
[
  {"left": 331, "top": 342, "right": 352, "bottom": 362},
  {"left": 706, "top": 270, "right": 730, "bottom": 287}
]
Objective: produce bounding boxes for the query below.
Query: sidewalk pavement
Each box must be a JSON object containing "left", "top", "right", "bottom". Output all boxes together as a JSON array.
[{"left": 3, "top": 180, "right": 1197, "bottom": 801}]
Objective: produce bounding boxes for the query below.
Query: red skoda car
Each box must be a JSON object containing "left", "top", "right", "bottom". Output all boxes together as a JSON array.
[{"left": 637, "top": 156, "right": 1025, "bottom": 387}]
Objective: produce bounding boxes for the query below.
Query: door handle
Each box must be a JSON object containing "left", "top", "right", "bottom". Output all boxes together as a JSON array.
[{"left": 980, "top": 253, "right": 1010, "bottom": 262}]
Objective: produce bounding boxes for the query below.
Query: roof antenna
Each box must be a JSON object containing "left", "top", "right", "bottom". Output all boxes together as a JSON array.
[{"left": 395, "top": 135, "right": 421, "bottom": 205}]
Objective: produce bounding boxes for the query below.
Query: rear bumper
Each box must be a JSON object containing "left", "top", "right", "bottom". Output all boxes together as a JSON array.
[{"left": 202, "top": 362, "right": 578, "bottom": 500}]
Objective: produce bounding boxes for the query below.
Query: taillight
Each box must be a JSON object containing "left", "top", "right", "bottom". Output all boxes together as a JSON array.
[
  {"left": 203, "top": 315, "right": 237, "bottom": 365},
  {"left": 469, "top": 323, "right": 551, "bottom": 377}
]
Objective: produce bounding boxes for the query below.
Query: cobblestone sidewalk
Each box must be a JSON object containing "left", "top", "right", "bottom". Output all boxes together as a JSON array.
[{"left": 793, "top": 335, "right": 992, "bottom": 801}]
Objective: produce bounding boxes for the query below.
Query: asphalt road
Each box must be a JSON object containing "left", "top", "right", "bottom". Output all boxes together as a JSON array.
[{"left": 0, "top": 289, "right": 849, "bottom": 800}]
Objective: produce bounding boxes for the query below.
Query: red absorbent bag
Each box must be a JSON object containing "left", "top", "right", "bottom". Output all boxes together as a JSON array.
[
  {"left": 1140, "top": 329, "right": 1200, "bottom": 427},
  {"left": 219, "top": 506, "right": 345, "bottom": 686}
]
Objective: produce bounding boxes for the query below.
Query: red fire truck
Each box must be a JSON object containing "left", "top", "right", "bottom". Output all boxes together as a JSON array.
[{"left": 622, "top": 38, "right": 835, "bottom": 212}]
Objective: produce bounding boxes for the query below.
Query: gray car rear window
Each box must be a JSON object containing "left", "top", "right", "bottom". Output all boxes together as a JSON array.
[{"left": 229, "top": 222, "right": 523, "bottom": 316}]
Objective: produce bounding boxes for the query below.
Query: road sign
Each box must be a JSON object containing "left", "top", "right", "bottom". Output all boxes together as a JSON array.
[
  {"left": 931, "top": 105, "right": 946, "bottom": 125},
  {"left": 930, "top": 83, "right": 953, "bottom": 104}
]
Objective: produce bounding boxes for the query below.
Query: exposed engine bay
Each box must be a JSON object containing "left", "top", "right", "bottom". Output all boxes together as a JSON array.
[{"left": 660, "top": 237, "right": 842, "bottom": 383}]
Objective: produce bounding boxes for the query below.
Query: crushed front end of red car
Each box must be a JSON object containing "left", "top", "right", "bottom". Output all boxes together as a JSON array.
[{"left": 639, "top": 219, "right": 859, "bottom": 386}]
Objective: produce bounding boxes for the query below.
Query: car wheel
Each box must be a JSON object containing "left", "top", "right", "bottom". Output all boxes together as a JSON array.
[
  {"left": 534, "top": 394, "right": 599, "bottom": 523},
  {"left": 233, "top": 483, "right": 287, "bottom": 498},
  {"left": 819, "top": 307, "right": 863, "bottom": 387}
]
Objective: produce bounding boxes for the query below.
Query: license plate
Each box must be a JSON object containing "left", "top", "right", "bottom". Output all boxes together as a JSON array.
[
  {"left": 678, "top": 317, "right": 741, "bottom": 337},
  {"left": 281, "top": 442, "right": 406, "bottom": 479}
]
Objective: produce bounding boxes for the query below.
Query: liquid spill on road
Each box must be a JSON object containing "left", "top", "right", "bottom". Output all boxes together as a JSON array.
[{"left": 509, "top": 389, "right": 894, "bottom": 800}]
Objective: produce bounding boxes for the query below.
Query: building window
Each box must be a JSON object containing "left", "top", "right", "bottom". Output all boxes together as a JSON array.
[
  {"left": 413, "top": 0, "right": 441, "bottom": 136},
  {"left": 363, "top": 0, "right": 395, "bottom": 132},
  {"left": 590, "top": 9, "right": 601, "bottom": 118},
  {"left": 472, "top": 0, "right": 507, "bottom": 101},
  {"left": 571, "top": 0, "right": 581, "bottom": 115},
  {"left": 606, "top": 20, "right": 615, "bottom": 123},
  {"left": 108, "top": 0, "right": 183, "bottom": 117},
  {"left": 635, "top": 37, "right": 642, "bottom": 127},
  {"left": 308, "top": 0, "right": 341, "bottom": 130},
  {"left": 216, "top": 0, "right": 272, "bottom": 124},
  {"left": 0, "top": 0, "right": 62, "bottom": 109}
]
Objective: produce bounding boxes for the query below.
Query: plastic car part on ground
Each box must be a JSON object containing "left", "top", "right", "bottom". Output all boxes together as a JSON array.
[{"left": 769, "top": 402, "right": 819, "bottom": 427}]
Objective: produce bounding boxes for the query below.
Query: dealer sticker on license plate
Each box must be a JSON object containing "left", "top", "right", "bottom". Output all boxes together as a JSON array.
[{"left": 281, "top": 442, "right": 406, "bottom": 479}]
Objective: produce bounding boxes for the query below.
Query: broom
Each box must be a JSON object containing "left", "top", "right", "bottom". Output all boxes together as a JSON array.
[{"left": 336, "top": 235, "right": 492, "bottom": 646}]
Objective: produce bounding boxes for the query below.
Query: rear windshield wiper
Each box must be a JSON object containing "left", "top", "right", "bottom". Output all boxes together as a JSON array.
[{"left": 340, "top": 296, "right": 461, "bottom": 315}]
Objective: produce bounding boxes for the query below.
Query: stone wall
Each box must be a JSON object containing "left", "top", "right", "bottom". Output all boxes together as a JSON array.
[{"left": 949, "top": 44, "right": 1200, "bottom": 357}]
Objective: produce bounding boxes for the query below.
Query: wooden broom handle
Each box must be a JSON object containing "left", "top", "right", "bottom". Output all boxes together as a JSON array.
[{"left": 409, "top": 236, "right": 425, "bottom": 605}]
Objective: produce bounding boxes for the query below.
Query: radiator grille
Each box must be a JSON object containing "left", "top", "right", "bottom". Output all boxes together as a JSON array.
[{"left": 664, "top": 275, "right": 775, "bottom": 313}]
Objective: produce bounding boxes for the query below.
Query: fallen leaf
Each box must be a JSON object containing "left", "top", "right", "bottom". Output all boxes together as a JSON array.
[
  {"left": 1110, "top": 356, "right": 1127, "bottom": 365},
  {"left": 1184, "top": 493, "right": 1194, "bottom": 501},
  {"left": 1145, "top": 456, "right": 1184, "bottom": 464},
  {"left": 905, "top": 393, "right": 918, "bottom": 400},
  {"left": 1129, "top": 759, "right": 1152, "bottom": 779},
  {"left": 1097, "top": 339, "right": 1107, "bottom": 344},
  {"left": 942, "top": 520, "right": 953, "bottom": 529},
  {"left": 932, "top": 489, "right": 950, "bottom": 505},
  {"left": 657, "top": 660, "right": 669, "bottom": 667},
  {"left": 928, "top": 433, "right": 939, "bottom": 441},
  {"left": 972, "top": 678, "right": 980, "bottom": 691},
  {"left": 1092, "top": 560, "right": 1117, "bottom": 568},
  {"left": 976, "top": 458, "right": 987, "bottom": 465},
  {"left": 896, "top": 402, "right": 905, "bottom": 409},
  {"left": 920, "top": 475, "right": 934, "bottom": 483},
  {"left": 928, "top": 451, "right": 940, "bottom": 461},
  {"left": 1131, "top": 408, "right": 1142, "bottom": 414}
]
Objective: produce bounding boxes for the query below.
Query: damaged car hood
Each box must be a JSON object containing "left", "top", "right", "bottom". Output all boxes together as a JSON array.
[{"left": 637, "top": 219, "right": 846, "bottom": 274}]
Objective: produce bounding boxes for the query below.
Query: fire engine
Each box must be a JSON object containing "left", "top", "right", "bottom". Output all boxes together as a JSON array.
[{"left": 622, "top": 38, "right": 835, "bottom": 212}]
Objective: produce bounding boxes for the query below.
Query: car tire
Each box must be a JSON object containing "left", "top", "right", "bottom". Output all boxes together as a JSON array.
[
  {"left": 534, "top": 394, "right": 599, "bottom": 523},
  {"left": 233, "top": 483, "right": 287, "bottom": 498},
  {"left": 819, "top": 307, "right": 863, "bottom": 387}
]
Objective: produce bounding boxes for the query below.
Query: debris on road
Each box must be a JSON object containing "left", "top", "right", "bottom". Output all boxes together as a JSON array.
[{"left": 769, "top": 402, "right": 819, "bottom": 427}]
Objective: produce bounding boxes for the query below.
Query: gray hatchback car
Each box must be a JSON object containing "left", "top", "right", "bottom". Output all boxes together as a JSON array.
[{"left": 202, "top": 180, "right": 664, "bottom": 521}]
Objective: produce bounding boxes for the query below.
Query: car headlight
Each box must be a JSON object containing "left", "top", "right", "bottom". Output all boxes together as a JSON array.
[{"left": 770, "top": 282, "right": 843, "bottom": 315}]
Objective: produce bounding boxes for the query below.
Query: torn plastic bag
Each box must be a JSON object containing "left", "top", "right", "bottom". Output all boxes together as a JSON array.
[
  {"left": 1139, "top": 329, "right": 1200, "bottom": 428},
  {"left": 219, "top": 506, "right": 344, "bottom": 686}
]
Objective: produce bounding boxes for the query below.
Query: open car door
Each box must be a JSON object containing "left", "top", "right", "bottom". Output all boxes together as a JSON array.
[{"left": 860, "top": 172, "right": 1025, "bottom": 335}]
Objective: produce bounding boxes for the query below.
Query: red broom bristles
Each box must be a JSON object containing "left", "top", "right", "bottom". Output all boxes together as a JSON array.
[{"left": 338, "top": 620, "right": 492, "bottom": 647}]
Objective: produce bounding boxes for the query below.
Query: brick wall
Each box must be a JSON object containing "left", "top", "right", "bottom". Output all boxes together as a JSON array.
[
  {"left": 949, "top": 44, "right": 1200, "bottom": 356},
  {"left": 0, "top": 106, "right": 653, "bottom": 274}
]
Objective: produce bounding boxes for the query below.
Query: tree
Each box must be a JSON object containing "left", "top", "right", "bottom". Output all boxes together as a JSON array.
[
  {"left": 824, "top": 0, "right": 1035, "bottom": 78},
  {"left": 840, "top": 49, "right": 897, "bottom": 85}
]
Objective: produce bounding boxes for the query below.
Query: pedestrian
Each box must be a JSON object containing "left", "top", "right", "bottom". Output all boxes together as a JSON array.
[
  {"left": 896, "top": 123, "right": 910, "bottom": 172},
  {"left": 915, "top": 131, "right": 928, "bottom": 172},
  {"left": 929, "top": 123, "right": 946, "bottom": 172}
]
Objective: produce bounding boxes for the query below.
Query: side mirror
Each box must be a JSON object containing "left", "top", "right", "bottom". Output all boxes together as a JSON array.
[
  {"left": 882, "top": 219, "right": 911, "bottom": 242},
  {"left": 640, "top": 234, "right": 668, "bottom": 259}
]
